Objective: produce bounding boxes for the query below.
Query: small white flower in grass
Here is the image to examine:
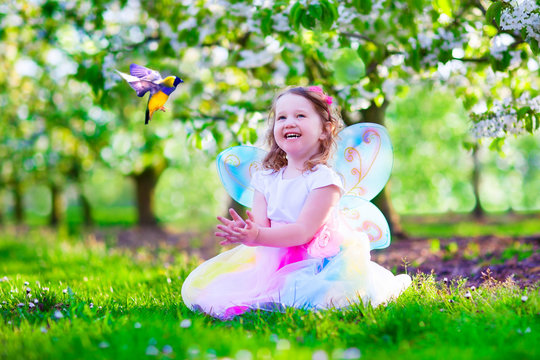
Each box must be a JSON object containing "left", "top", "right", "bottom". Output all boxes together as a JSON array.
[
  {"left": 187, "top": 346, "right": 200, "bottom": 357},
  {"left": 63, "top": 289, "right": 68, "bottom": 294},
  {"left": 99, "top": 341, "right": 110, "bottom": 349},
  {"left": 134, "top": 322, "right": 142, "bottom": 329},
  {"left": 40, "top": 327, "right": 47, "bottom": 333},
  {"left": 17, "top": 303, "right": 24, "bottom": 308},
  {"left": 145, "top": 345, "right": 159, "bottom": 356},
  {"left": 342, "top": 347, "right": 361, "bottom": 359},
  {"left": 24, "top": 281, "right": 29, "bottom": 286},
  {"left": 26, "top": 287, "right": 31, "bottom": 293},
  {"left": 179, "top": 319, "right": 192, "bottom": 328},
  {"left": 312, "top": 350, "right": 328, "bottom": 360},
  {"left": 43, "top": 287, "right": 49, "bottom": 292},
  {"left": 449, "top": 299, "right": 455, "bottom": 303},
  {"left": 525, "top": 327, "right": 531, "bottom": 333},
  {"left": 34, "top": 299, "right": 38, "bottom": 304},
  {"left": 7, "top": 321, "right": 11, "bottom": 325},
  {"left": 0, "top": 276, "right": 8, "bottom": 282},
  {"left": 206, "top": 349, "right": 217, "bottom": 359},
  {"left": 276, "top": 339, "right": 290, "bottom": 351},
  {"left": 29, "top": 303, "right": 35, "bottom": 309},
  {"left": 464, "top": 291, "right": 472, "bottom": 299},
  {"left": 54, "top": 310, "right": 63, "bottom": 319},
  {"left": 89, "top": 303, "right": 94, "bottom": 309},
  {"left": 470, "top": 286, "right": 476, "bottom": 291},
  {"left": 521, "top": 295, "right": 528, "bottom": 302},
  {"left": 443, "top": 277, "right": 448, "bottom": 283},
  {"left": 167, "top": 278, "right": 172, "bottom": 284},
  {"left": 236, "top": 349, "right": 253, "bottom": 360},
  {"left": 162, "top": 345, "right": 173, "bottom": 355}
]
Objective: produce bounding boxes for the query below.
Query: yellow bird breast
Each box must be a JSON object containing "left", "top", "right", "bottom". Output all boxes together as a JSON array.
[{"left": 148, "top": 91, "right": 169, "bottom": 112}]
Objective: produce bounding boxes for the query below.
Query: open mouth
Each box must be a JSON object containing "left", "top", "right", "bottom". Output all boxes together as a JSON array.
[{"left": 285, "top": 132, "right": 301, "bottom": 139}]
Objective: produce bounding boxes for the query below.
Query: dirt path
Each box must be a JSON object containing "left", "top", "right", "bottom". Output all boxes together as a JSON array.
[{"left": 105, "top": 228, "right": 539, "bottom": 288}]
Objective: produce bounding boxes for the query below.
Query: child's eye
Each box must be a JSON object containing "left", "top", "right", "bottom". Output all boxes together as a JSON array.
[
  {"left": 297, "top": 114, "right": 305, "bottom": 118},
  {"left": 277, "top": 116, "right": 286, "bottom": 121}
]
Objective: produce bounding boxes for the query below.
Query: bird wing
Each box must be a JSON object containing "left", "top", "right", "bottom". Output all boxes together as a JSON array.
[
  {"left": 129, "top": 63, "right": 163, "bottom": 83},
  {"left": 115, "top": 69, "right": 161, "bottom": 97}
]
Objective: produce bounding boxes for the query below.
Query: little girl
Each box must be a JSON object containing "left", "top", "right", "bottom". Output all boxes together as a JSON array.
[{"left": 181, "top": 86, "right": 411, "bottom": 319}]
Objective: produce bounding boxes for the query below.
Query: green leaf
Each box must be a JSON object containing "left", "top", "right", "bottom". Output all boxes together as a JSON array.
[
  {"left": 486, "top": 1, "right": 504, "bottom": 26},
  {"left": 530, "top": 38, "right": 540, "bottom": 55},
  {"left": 260, "top": 8, "right": 273, "bottom": 35},
  {"left": 517, "top": 106, "right": 531, "bottom": 118},
  {"left": 309, "top": 4, "right": 322, "bottom": 20},
  {"left": 524, "top": 114, "right": 533, "bottom": 133},
  {"left": 300, "top": 11, "right": 316, "bottom": 29},
  {"left": 489, "top": 137, "right": 505, "bottom": 153},
  {"left": 332, "top": 48, "right": 366, "bottom": 84},
  {"left": 432, "top": 0, "right": 452, "bottom": 17},
  {"left": 289, "top": 2, "right": 302, "bottom": 30},
  {"left": 353, "top": 0, "right": 372, "bottom": 15},
  {"left": 462, "top": 140, "right": 476, "bottom": 151}
]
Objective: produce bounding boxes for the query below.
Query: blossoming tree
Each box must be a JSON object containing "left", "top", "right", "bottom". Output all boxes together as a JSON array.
[{"left": 2, "top": 0, "right": 538, "bottom": 229}]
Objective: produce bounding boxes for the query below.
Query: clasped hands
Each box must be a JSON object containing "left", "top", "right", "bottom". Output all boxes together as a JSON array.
[{"left": 215, "top": 208, "right": 260, "bottom": 246}]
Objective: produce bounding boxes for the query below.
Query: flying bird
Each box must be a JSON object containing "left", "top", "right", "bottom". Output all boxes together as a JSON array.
[{"left": 115, "top": 63, "right": 184, "bottom": 124}]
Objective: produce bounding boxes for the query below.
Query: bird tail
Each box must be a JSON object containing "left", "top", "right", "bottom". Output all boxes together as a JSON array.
[{"left": 145, "top": 96, "right": 151, "bottom": 125}]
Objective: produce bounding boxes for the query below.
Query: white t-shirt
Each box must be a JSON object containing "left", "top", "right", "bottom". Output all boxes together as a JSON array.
[{"left": 250, "top": 165, "right": 344, "bottom": 224}]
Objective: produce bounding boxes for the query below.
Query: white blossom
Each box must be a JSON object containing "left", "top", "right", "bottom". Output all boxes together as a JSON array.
[
  {"left": 470, "top": 93, "right": 539, "bottom": 139},
  {"left": 500, "top": 0, "right": 540, "bottom": 42},
  {"left": 272, "top": 12, "right": 290, "bottom": 32},
  {"left": 490, "top": 34, "right": 515, "bottom": 60}
]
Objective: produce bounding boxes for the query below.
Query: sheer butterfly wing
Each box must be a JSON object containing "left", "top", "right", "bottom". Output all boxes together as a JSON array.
[
  {"left": 334, "top": 123, "right": 393, "bottom": 250},
  {"left": 335, "top": 123, "right": 393, "bottom": 201},
  {"left": 338, "top": 195, "right": 391, "bottom": 250},
  {"left": 216, "top": 145, "right": 267, "bottom": 208}
]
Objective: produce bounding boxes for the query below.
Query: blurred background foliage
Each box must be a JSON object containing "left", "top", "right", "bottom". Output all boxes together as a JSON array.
[
  {"left": 2, "top": 86, "right": 539, "bottom": 231},
  {"left": 0, "top": 0, "right": 538, "bottom": 234}
]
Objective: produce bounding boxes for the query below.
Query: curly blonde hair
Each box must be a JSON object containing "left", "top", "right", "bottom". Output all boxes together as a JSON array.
[{"left": 262, "top": 86, "right": 344, "bottom": 172}]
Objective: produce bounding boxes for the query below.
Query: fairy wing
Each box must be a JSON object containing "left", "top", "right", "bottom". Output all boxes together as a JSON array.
[
  {"left": 216, "top": 145, "right": 266, "bottom": 208},
  {"left": 339, "top": 195, "right": 391, "bottom": 250},
  {"left": 335, "top": 123, "right": 393, "bottom": 201},
  {"left": 334, "top": 123, "right": 393, "bottom": 250}
]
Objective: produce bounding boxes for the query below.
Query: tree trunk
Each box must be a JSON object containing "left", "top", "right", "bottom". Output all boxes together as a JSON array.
[
  {"left": 132, "top": 167, "right": 160, "bottom": 227},
  {"left": 13, "top": 180, "right": 24, "bottom": 225},
  {"left": 226, "top": 196, "right": 247, "bottom": 218},
  {"left": 49, "top": 183, "right": 62, "bottom": 227},
  {"left": 360, "top": 100, "right": 405, "bottom": 238},
  {"left": 79, "top": 187, "right": 93, "bottom": 227},
  {"left": 0, "top": 189, "right": 3, "bottom": 226},
  {"left": 471, "top": 145, "right": 484, "bottom": 219}
]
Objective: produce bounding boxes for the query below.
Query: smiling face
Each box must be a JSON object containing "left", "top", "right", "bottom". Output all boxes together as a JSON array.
[{"left": 273, "top": 93, "right": 327, "bottom": 165}]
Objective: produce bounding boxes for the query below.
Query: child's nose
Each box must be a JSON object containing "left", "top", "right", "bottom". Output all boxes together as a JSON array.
[{"left": 283, "top": 116, "right": 297, "bottom": 126}]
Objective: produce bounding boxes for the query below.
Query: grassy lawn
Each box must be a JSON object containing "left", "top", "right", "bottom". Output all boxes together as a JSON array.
[{"left": 0, "top": 228, "right": 538, "bottom": 359}]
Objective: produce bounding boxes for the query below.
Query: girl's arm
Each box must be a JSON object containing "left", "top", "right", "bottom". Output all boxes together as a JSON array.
[{"left": 216, "top": 185, "right": 341, "bottom": 247}]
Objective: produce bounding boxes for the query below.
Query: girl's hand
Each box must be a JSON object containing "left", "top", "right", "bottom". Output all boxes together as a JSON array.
[{"left": 216, "top": 209, "right": 260, "bottom": 246}]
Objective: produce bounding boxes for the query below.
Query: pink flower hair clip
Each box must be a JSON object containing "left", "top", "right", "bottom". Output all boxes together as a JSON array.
[{"left": 308, "top": 86, "right": 333, "bottom": 105}]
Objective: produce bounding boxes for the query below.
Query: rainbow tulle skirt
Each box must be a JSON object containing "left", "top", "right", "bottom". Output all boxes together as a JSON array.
[{"left": 181, "top": 229, "right": 411, "bottom": 320}]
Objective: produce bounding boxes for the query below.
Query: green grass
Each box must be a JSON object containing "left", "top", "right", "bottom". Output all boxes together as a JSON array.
[{"left": 0, "top": 229, "right": 538, "bottom": 359}]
